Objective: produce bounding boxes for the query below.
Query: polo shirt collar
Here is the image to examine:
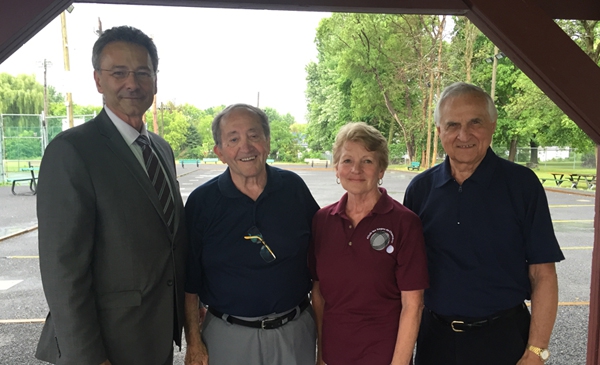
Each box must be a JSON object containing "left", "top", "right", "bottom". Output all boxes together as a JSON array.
[
  {"left": 217, "top": 164, "right": 282, "bottom": 199},
  {"left": 330, "top": 187, "right": 394, "bottom": 217},
  {"left": 433, "top": 147, "right": 497, "bottom": 188}
]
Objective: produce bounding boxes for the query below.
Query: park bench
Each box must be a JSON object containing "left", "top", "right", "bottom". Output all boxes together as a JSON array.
[
  {"left": 304, "top": 158, "right": 330, "bottom": 168},
  {"left": 202, "top": 158, "right": 220, "bottom": 164},
  {"left": 180, "top": 159, "right": 200, "bottom": 168},
  {"left": 7, "top": 161, "right": 40, "bottom": 195},
  {"left": 407, "top": 161, "right": 421, "bottom": 171}
]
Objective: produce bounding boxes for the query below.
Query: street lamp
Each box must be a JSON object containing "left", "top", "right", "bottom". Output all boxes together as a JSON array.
[{"left": 485, "top": 52, "right": 505, "bottom": 63}]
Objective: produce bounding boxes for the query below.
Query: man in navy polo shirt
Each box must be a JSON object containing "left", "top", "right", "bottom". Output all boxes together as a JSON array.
[
  {"left": 183, "top": 104, "right": 319, "bottom": 365},
  {"left": 404, "top": 82, "right": 564, "bottom": 365}
]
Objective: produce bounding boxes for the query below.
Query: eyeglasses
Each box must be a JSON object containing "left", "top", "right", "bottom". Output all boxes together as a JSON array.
[
  {"left": 97, "top": 68, "right": 155, "bottom": 81},
  {"left": 244, "top": 226, "right": 276, "bottom": 263}
]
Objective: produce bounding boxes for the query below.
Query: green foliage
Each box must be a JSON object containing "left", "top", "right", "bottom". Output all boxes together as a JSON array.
[
  {"left": 182, "top": 124, "right": 203, "bottom": 158},
  {"left": 270, "top": 119, "right": 299, "bottom": 161},
  {"left": 306, "top": 14, "right": 445, "bottom": 161},
  {"left": 304, "top": 14, "right": 597, "bottom": 166},
  {"left": 504, "top": 71, "right": 594, "bottom": 154},
  {"left": 163, "top": 111, "right": 188, "bottom": 156},
  {"left": 388, "top": 143, "right": 406, "bottom": 164},
  {"left": 0, "top": 73, "right": 44, "bottom": 114},
  {"left": 5, "top": 130, "right": 42, "bottom": 159}
]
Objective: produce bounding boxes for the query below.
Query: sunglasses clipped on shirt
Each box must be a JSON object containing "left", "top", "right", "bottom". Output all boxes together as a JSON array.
[{"left": 244, "top": 226, "right": 277, "bottom": 263}]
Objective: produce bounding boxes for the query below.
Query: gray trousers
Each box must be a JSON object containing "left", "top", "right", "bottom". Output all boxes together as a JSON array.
[{"left": 201, "top": 306, "right": 316, "bottom": 365}]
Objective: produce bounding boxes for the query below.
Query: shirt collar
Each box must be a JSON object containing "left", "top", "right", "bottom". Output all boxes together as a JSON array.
[
  {"left": 433, "top": 147, "right": 497, "bottom": 188},
  {"left": 330, "top": 187, "right": 393, "bottom": 217},
  {"left": 217, "top": 164, "right": 282, "bottom": 199},
  {"left": 104, "top": 105, "right": 149, "bottom": 145}
]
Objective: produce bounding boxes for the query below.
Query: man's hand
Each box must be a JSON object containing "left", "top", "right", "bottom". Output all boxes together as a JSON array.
[
  {"left": 516, "top": 349, "right": 544, "bottom": 365},
  {"left": 199, "top": 306, "right": 207, "bottom": 324},
  {"left": 184, "top": 340, "right": 208, "bottom": 365},
  {"left": 185, "top": 293, "right": 208, "bottom": 365},
  {"left": 99, "top": 360, "right": 111, "bottom": 365}
]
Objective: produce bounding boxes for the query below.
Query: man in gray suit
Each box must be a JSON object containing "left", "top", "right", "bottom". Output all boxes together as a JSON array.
[{"left": 35, "top": 26, "right": 187, "bottom": 365}]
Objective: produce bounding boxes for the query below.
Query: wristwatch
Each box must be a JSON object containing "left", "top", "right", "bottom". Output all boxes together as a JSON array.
[{"left": 528, "top": 345, "right": 550, "bottom": 363}]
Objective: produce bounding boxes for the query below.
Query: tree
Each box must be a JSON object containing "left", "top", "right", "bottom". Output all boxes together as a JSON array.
[
  {"left": 183, "top": 124, "right": 203, "bottom": 158},
  {"left": 0, "top": 73, "right": 44, "bottom": 115},
  {"left": 307, "top": 13, "right": 446, "bottom": 162},
  {"left": 163, "top": 110, "right": 188, "bottom": 156},
  {"left": 305, "top": 59, "right": 351, "bottom": 151},
  {"left": 269, "top": 119, "right": 298, "bottom": 161},
  {"left": 5, "top": 130, "right": 42, "bottom": 159}
]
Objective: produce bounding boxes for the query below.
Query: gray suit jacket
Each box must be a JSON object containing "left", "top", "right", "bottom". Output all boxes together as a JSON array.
[{"left": 35, "top": 109, "right": 187, "bottom": 365}]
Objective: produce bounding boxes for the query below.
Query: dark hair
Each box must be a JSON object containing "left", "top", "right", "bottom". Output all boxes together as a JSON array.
[
  {"left": 212, "top": 104, "right": 270, "bottom": 146},
  {"left": 92, "top": 26, "right": 158, "bottom": 72}
]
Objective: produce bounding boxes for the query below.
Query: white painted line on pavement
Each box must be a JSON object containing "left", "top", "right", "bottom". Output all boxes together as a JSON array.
[
  {"left": 0, "top": 280, "right": 23, "bottom": 291},
  {"left": 0, "top": 319, "right": 45, "bottom": 324}
]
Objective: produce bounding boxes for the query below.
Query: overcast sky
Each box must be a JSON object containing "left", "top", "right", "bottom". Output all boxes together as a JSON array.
[{"left": 0, "top": 4, "right": 329, "bottom": 123}]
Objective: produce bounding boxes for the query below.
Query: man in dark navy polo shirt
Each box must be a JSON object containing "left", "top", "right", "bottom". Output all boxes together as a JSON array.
[
  {"left": 404, "top": 82, "right": 564, "bottom": 365},
  {"left": 183, "top": 104, "right": 319, "bottom": 365}
]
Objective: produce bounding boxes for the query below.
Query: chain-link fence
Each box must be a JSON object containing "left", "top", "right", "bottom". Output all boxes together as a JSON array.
[
  {"left": 1, "top": 113, "right": 96, "bottom": 183},
  {"left": 493, "top": 146, "right": 595, "bottom": 170}
]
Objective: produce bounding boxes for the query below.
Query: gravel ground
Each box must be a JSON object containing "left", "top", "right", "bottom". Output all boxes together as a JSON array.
[{"left": 0, "top": 165, "right": 594, "bottom": 364}]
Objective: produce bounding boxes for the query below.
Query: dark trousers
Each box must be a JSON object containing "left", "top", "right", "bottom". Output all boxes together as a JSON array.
[{"left": 415, "top": 304, "right": 530, "bottom": 365}]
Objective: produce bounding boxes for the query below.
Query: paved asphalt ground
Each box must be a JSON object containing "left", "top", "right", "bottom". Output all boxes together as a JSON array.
[{"left": 0, "top": 163, "right": 595, "bottom": 364}]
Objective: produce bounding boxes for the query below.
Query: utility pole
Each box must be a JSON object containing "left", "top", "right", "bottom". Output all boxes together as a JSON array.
[
  {"left": 43, "top": 59, "right": 51, "bottom": 124},
  {"left": 60, "top": 10, "right": 74, "bottom": 128},
  {"left": 152, "top": 96, "right": 159, "bottom": 135},
  {"left": 257, "top": 91, "right": 260, "bottom": 108},
  {"left": 96, "top": 17, "right": 103, "bottom": 35},
  {"left": 42, "top": 59, "right": 52, "bottom": 150},
  {"left": 160, "top": 102, "right": 165, "bottom": 136},
  {"left": 490, "top": 45, "right": 499, "bottom": 101},
  {"left": 96, "top": 17, "right": 104, "bottom": 107}
]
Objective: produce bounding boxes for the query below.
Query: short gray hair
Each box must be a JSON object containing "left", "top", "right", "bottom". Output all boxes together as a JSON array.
[
  {"left": 212, "top": 104, "right": 270, "bottom": 146},
  {"left": 434, "top": 82, "right": 497, "bottom": 126}
]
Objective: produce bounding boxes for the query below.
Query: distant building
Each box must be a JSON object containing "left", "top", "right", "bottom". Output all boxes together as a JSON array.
[{"left": 538, "top": 146, "right": 571, "bottom": 162}]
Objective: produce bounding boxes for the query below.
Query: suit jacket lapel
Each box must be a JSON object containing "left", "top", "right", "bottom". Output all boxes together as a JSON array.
[{"left": 95, "top": 110, "right": 173, "bottom": 238}]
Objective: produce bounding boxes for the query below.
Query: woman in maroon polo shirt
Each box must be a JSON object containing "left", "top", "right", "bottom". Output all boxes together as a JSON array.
[{"left": 309, "top": 122, "right": 429, "bottom": 365}]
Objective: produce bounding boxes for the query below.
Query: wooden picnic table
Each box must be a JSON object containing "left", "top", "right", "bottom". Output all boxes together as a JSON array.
[
  {"left": 570, "top": 173, "right": 597, "bottom": 190},
  {"left": 540, "top": 172, "right": 570, "bottom": 187},
  {"left": 541, "top": 172, "right": 596, "bottom": 190}
]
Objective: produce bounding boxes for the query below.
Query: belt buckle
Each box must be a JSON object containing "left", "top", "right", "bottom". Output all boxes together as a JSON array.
[
  {"left": 261, "top": 318, "right": 271, "bottom": 329},
  {"left": 451, "top": 320, "right": 465, "bottom": 332}
]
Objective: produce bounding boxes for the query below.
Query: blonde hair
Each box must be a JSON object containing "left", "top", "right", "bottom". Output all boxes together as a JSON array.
[{"left": 332, "top": 122, "right": 389, "bottom": 171}]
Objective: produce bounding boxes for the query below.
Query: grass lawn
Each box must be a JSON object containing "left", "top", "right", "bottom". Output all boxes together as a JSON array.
[
  {"left": 389, "top": 160, "right": 596, "bottom": 192},
  {"left": 3, "top": 160, "right": 41, "bottom": 173}
]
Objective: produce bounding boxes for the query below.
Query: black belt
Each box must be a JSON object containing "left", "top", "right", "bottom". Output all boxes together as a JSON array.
[
  {"left": 428, "top": 303, "right": 527, "bottom": 332},
  {"left": 207, "top": 297, "right": 310, "bottom": 330}
]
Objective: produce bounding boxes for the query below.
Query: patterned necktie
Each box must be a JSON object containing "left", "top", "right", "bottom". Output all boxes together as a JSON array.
[{"left": 135, "top": 135, "right": 175, "bottom": 233}]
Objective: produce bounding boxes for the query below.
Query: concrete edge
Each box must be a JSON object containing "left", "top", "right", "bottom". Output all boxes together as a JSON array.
[
  {"left": 544, "top": 187, "right": 595, "bottom": 197},
  {"left": 0, "top": 226, "right": 38, "bottom": 242}
]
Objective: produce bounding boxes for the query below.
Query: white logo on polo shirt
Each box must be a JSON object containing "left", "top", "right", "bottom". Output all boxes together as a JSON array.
[{"left": 367, "top": 228, "right": 394, "bottom": 251}]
